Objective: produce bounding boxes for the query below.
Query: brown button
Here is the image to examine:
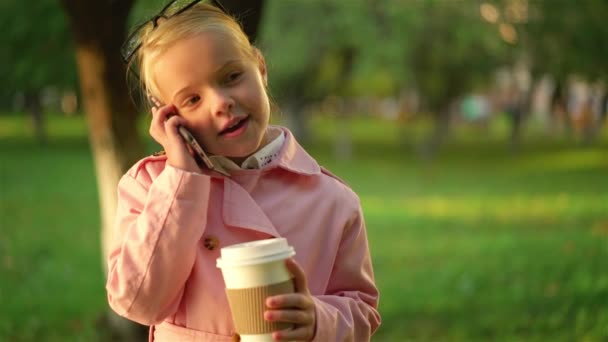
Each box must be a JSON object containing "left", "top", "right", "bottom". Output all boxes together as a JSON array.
[
  {"left": 232, "top": 333, "right": 241, "bottom": 342},
  {"left": 203, "top": 235, "right": 219, "bottom": 250}
]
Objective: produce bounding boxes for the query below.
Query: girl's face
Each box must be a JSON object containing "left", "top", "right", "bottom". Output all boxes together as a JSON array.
[{"left": 152, "top": 32, "right": 270, "bottom": 161}]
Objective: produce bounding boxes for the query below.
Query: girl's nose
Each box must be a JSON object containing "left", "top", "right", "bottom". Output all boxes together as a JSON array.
[{"left": 208, "top": 88, "right": 234, "bottom": 116}]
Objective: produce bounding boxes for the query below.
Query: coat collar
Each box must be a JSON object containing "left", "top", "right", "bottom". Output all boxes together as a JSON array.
[
  {"left": 271, "top": 126, "right": 321, "bottom": 176},
  {"left": 216, "top": 125, "right": 321, "bottom": 177}
]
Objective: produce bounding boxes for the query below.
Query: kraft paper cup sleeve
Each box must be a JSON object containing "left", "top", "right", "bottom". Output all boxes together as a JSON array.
[{"left": 226, "top": 279, "right": 295, "bottom": 335}]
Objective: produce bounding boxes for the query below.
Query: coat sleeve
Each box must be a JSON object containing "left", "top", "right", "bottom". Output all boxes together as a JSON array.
[
  {"left": 106, "top": 164, "right": 211, "bottom": 326},
  {"left": 312, "top": 203, "right": 381, "bottom": 342}
]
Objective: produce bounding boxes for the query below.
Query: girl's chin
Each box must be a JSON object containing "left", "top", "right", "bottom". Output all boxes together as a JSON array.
[
  {"left": 220, "top": 147, "right": 258, "bottom": 160},
  {"left": 222, "top": 139, "right": 266, "bottom": 158},
  {"left": 213, "top": 131, "right": 267, "bottom": 160}
]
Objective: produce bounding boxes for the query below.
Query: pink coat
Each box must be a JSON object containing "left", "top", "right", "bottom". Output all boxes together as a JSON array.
[{"left": 106, "top": 127, "right": 380, "bottom": 341}]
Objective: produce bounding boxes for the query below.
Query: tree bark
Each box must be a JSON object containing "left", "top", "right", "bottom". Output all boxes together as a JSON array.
[
  {"left": 419, "top": 103, "right": 452, "bottom": 159},
  {"left": 60, "top": 0, "right": 147, "bottom": 340},
  {"left": 221, "top": 0, "right": 264, "bottom": 43},
  {"left": 24, "top": 90, "right": 46, "bottom": 145}
]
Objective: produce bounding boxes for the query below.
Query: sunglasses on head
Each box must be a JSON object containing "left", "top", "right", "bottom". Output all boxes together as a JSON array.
[{"left": 121, "top": 0, "right": 227, "bottom": 65}]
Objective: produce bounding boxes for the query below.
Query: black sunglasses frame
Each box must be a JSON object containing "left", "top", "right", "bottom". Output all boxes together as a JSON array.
[{"left": 120, "top": 0, "right": 227, "bottom": 65}]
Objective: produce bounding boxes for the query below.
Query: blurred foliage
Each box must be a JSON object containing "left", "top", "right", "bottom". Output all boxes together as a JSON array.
[
  {"left": 524, "top": 0, "right": 608, "bottom": 80},
  {"left": 0, "top": 0, "right": 606, "bottom": 110},
  {"left": 261, "top": 0, "right": 412, "bottom": 102},
  {"left": 406, "top": 1, "right": 512, "bottom": 111},
  {"left": 0, "top": 0, "right": 77, "bottom": 103},
  {"left": 260, "top": 0, "right": 607, "bottom": 111}
]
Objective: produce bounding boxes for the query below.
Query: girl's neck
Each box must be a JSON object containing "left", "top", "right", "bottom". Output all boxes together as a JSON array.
[{"left": 227, "top": 128, "right": 276, "bottom": 165}]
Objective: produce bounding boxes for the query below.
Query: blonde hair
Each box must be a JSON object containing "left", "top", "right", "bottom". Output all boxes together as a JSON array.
[{"left": 128, "top": 3, "right": 258, "bottom": 106}]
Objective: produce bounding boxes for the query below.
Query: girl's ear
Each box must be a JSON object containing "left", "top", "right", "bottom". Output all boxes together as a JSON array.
[{"left": 253, "top": 47, "right": 267, "bottom": 86}]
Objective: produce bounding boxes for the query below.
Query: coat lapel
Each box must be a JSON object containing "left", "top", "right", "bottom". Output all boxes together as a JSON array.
[{"left": 222, "top": 178, "right": 280, "bottom": 237}]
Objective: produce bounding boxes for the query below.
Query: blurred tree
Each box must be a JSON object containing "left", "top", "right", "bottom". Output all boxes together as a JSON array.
[
  {"left": 261, "top": 0, "right": 335, "bottom": 141},
  {"left": 261, "top": 0, "right": 404, "bottom": 141},
  {"left": 486, "top": 1, "right": 608, "bottom": 122},
  {"left": 60, "top": 0, "right": 265, "bottom": 339},
  {"left": 59, "top": 2, "right": 147, "bottom": 339},
  {"left": 525, "top": 0, "right": 608, "bottom": 82},
  {"left": 524, "top": 0, "right": 608, "bottom": 140},
  {"left": 222, "top": 0, "right": 264, "bottom": 42},
  {"left": 261, "top": 0, "right": 606, "bottom": 149},
  {"left": 0, "top": 0, "right": 77, "bottom": 144},
  {"left": 262, "top": 0, "right": 515, "bottom": 150},
  {"left": 406, "top": 1, "right": 512, "bottom": 155}
]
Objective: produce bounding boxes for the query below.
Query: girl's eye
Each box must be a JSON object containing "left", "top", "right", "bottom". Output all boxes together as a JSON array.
[
  {"left": 225, "top": 72, "right": 242, "bottom": 84},
  {"left": 187, "top": 95, "right": 201, "bottom": 106}
]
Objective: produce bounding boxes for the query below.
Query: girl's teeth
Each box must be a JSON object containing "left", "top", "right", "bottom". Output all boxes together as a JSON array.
[{"left": 221, "top": 117, "right": 247, "bottom": 135}]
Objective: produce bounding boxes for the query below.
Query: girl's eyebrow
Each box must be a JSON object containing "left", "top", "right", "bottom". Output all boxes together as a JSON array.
[
  {"left": 212, "top": 59, "right": 244, "bottom": 75},
  {"left": 172, "top": 86, "right": 196, "bottom": 103},
  {"left": 171, "top": 59, "right": 244, "bottom": 102}
]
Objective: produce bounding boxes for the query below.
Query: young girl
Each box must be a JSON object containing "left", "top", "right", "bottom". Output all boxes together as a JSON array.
[{"left": 107, "top": 1, "right": 380, "bottom": 341}]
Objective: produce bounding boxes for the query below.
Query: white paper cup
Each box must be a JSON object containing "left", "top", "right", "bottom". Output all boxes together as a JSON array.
[{"left": 217, "top": 238, "right": 296, "bottom": 341}]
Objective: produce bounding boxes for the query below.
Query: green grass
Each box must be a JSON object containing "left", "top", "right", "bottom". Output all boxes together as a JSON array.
[
  {"left": 1, "top": 114, "right": 103, "bottom": 341},
  {"left": 1, "top": 112, "right": 607, "bottom": 341}
]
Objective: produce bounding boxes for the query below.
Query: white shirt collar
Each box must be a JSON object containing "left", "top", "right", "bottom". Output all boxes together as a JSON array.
[{"left": 209, "top": 126, "right": 285, "bottom": 170}]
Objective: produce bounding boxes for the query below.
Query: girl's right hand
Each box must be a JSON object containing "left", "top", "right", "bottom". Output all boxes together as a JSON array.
[{"left": 150, "top": 104, "right": 201, "bottom": 173}]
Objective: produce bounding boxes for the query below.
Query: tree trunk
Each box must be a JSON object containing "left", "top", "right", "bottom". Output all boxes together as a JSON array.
[
  {"left": 221, "top": 0, "right": 264, "bottom": 43},
  {"left": 24, "top": 90, "right": 46, "bottom": 145},
  {"left": 283, "top": 100, "right": 310, "bottom": 143},
  {"left": 420, "top": 104, "right": 451, "bottom": 159},
  {"left": 60, "top": 1, "right": 147, "bottom": 340}
]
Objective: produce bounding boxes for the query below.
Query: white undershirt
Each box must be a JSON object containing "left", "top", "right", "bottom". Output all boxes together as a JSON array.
[{"left": 209, "top": 127, "right": 285, "bottom": 170}]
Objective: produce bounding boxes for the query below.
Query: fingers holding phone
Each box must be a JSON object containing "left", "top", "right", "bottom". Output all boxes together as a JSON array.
[{"left": 150, "top": 104, "right": 200, "bottom": 173}]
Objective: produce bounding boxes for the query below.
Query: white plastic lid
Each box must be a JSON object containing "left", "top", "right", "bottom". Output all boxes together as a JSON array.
[{"left": 216, "top": 238, "right": 295, "bottom": 268}]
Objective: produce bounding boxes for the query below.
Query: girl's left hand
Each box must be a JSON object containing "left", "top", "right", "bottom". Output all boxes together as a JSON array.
[{"left": 265, "top": 258, "right": 316, "bottom": 341}]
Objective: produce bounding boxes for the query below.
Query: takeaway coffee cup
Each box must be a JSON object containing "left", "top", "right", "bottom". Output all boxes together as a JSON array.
[{"left": 216, "top": 238, "right": 296, "bottom": 341}]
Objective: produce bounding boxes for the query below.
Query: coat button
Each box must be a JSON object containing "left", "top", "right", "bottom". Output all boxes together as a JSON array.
[{"left": 203, "top": 235, "right": 219, "bottom": 250}]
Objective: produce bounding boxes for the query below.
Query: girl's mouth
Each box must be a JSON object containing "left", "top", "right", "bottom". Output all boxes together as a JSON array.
[{"left": 219, "top": 116, "right": 249, "bottom": 137}]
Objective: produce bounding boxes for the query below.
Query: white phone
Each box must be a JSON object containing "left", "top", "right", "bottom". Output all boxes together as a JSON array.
[{"left": 148, "top": 95, "right": 230, "bottom": 176}]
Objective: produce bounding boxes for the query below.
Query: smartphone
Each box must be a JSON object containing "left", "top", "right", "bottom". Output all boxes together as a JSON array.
[{"left": 148, "top": 94, "right": 230, "bottom": 176}]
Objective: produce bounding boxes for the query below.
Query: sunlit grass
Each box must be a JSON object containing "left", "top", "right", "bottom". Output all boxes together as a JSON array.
[
  {"left": 363, "top": 193, "right": 608, "bottom": 224},
  {"left": 1, "top": 112, "right": 607, "bottom": 341}
]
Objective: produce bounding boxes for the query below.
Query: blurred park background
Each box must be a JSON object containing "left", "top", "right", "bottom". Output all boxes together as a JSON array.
[{"left": 1, "top": 0, "right": 607, "bottom": 341}]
